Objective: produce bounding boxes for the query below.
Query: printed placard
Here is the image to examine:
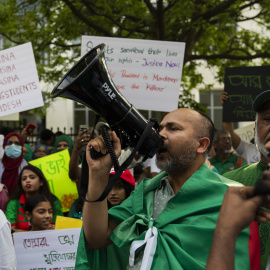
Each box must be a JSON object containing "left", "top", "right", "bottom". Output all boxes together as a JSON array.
[
  {"left": 13, "top": 227, "right": 81, "bottom": 270},
  {"left": 81, "top": 36, "right": 185, "bottom": 112},
  {"left": 0, "top": 42, "right": 44, "bottom": 116},
  {"left": 30, "top": 150, "right": 78, "bottom": 212}
]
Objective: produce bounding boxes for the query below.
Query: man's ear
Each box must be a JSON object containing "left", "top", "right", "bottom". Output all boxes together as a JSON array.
[{"left": 197, "top": 137, "right": 210, "bottom": 154}]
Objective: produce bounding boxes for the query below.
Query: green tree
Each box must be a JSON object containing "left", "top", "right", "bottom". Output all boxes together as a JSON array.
[{"left": 1, "top": 0, "right": 270, "bottom": 113}]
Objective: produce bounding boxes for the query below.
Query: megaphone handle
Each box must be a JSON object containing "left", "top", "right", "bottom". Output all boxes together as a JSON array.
[
  {"left": 90, "top": 146, "right": 106, "bottom": 159},
  {"left": 89, "top": 127, "right": 120, "bottom": 170}
]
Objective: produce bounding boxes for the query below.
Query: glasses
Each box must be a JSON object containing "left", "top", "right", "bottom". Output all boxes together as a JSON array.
[
  {"left": 6, "top": 141, "right": 22, "bottom": 146},
  {"left": 219, "top": 138, "right": 232, "bottom": 143}
]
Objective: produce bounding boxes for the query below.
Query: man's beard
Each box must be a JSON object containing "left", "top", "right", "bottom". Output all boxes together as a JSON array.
[
  {"left": 255, "top": 129, "right": 270, "bottom": 158},
  {"left": 156, "top": 139, "right": 197, "bottom": 176}
]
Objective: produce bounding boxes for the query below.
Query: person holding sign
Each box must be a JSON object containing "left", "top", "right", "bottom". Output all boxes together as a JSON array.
[
  {"left": 76, "top": 108, "right": 259, "bottom": 270},
  {"left": 24, "top": 194, "right": 53, "bottom": 231},
  {"left": 0, "top": 132, "right": 28, "bottom": 196},
  {"left": 5, "top": 165, "right": 63, "bottom": 233},
  {"left": 223, "top": 90, "right": 270, "bottom": 270},
  {"left": 221, "top": 91, "right": 260, "bottom": 165}
]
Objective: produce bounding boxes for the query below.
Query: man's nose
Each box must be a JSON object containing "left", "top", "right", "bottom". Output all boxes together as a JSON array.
[{"left": 159, "top": 129, "right": 166, "bottom": 139}]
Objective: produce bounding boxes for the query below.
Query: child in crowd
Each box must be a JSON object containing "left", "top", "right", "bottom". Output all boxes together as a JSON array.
[
  {"left": 24, "top": 194, "right": 53, "bottom": 231},
  {"left": 5, "top": 165, "right": 63, "bottom": 233},
  {"left": 107, "top": 167, "right": 135, "bottom": 209}
]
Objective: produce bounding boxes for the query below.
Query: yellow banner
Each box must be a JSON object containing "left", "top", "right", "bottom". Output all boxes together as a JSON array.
[
  {"left": 55, "top": 216, "right": 82, "bottom": 230},
  {"left": 30, "top": 149, "right": 78, "bottom": 212}
]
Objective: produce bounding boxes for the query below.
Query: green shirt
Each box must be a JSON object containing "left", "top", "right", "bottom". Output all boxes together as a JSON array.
[
  {"left": 210, "top": 152, "right": 247, "bottom": 175},
  {"left": 223, "top": 162, "right": 269, "bottom": 270},
  {"left": 5, "top": 193, "right": 63, "bottom": 230},
  {"left": 75, "top": 164, "right": 258, "bottom": 270}
]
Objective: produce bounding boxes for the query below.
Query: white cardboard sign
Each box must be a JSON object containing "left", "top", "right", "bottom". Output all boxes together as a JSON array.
[
  {"left": 0, "top": 42, "right": 44, "bottom": 116},
  {"left": 13, "top": 227, "right": 81, "bottom": 270},
  {"left": 81, "top": 36, "right": 185, "bottom": 112},
  {"left": 234, "top": 123, "right": 255, "bottom": 142}
]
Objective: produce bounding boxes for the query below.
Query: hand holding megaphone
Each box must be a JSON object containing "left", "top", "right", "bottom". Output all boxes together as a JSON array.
[{"left": 86, "top": 129, "right": 121, "bottom": 170}]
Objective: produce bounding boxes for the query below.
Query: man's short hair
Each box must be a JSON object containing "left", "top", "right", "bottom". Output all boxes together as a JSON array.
[
  {"left": 40, "top": 129, "right": 55, "bottom": 141},
  {"left": 213, "top": 130, "right": 231, "bottom": 142}
]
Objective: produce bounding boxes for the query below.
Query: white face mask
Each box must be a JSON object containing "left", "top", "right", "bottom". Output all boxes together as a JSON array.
[{"left": 4, "top": 144, "right": 22, "bottom": 159}]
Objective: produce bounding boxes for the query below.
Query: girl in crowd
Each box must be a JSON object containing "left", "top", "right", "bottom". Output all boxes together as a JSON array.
[
  {"left": 0, "top": 132, "right": 28, "bottom": 196},
  {"left": 5, "top": 165, "right": 63, "bottom": 233},
  {"left": 107, "top": 168, "right": 135, "bottom": 209},
  {"left": 32, "top": 143, "right": 50, "bottom": 160},
  {"left": 68, "top": 168, "right": 135, "bottom": 219},
  {"left": 25, "top": 194, "right": 53, "bottom": 231}
]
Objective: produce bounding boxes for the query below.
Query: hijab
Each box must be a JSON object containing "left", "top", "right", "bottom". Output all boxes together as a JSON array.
[
  {"left": 23, "top": 143, "right": 33, "bottom": 162},
  {"left": 32, "top": 143, "right": 50, "bottom": 160},
  {"left": 2, "top": 132, "right": 25, "bottom": 195},
  {"left": 53, "top": 134, "right": 74, "bottom": 155}
]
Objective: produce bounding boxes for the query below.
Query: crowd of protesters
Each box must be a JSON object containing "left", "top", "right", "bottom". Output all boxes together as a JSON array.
[{"left": 0, "top": 90, "right": 270, "bottom": 269}]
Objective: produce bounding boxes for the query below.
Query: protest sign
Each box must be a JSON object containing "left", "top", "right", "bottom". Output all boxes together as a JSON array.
[
  {"left": 81, "top": 36, "right": 185, "bottom": 112},
  {"left": 234, "top": 123, "right": 255, "bottom": 142},
  {"left": 13, "top": 227, "right": 81, "bottom": 270},
  {"left": 223, "top": 66, "right": 270, "bottom": 122},
  {"left": 55, "top": 216, "right": 82, "bottom": 230},
  {"left": 0, "top": 42, "right": 44, "bottom": 116},
  {"left": 30, "top": 150, "right": 78, "bottom": 212}
]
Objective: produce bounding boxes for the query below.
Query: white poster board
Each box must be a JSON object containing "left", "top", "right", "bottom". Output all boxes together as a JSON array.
[
  {"left": 0, "top": 42, "right": 44, "bottom": 117},
  {"left": 234, "top": 123, "right": 255, "bottom": 142},
  {"left": 81, "top": 36, "right": 185, "bottom": 112},
  {"left": 13, "top": 227, "right": 81, "bottom": 270},
  {"left": 0, "top": 112, "right": 19, "bottom": 120}
]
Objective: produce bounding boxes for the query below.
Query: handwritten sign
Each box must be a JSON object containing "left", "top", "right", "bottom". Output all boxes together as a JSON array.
[
  {"left": 81, "top": 36, "right": 185, "bottom": 112},
  {"left": 234, "top": 123, "right": 255, "bottom": 142},
  {"left": 0, "top": 42, "right": 44, "bottom": 116},
  {"left": 223, "top": 66, "right": 270, "bottom": 121},
  {"left": 13, "top": 227, "right": 81, "bottom": 270},
  {"left": 30, "top": 150, "right": 78, "bottom": 212}
]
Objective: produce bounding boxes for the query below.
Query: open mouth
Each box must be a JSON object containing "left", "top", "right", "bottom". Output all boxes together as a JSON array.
[{"left": 157, "top": 146, "right": 167, "bottom": 154}]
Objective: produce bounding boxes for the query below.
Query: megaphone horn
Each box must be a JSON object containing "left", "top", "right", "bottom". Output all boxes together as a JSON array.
[{"left": 51, "top": 43, "right": 163, "bottom": 159}]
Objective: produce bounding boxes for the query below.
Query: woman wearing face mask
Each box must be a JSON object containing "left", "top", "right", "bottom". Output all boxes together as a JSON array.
[
  {"left": 25, "top": 194, "right": 54, "bottom": 231},
  {"left": 0, "top": 132, "right": 28, "bottom": 196}
]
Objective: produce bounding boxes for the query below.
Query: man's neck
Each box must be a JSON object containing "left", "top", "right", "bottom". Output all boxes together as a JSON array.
[{"left": 167, "top": 161, "right": 204, "bottom": 194}]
